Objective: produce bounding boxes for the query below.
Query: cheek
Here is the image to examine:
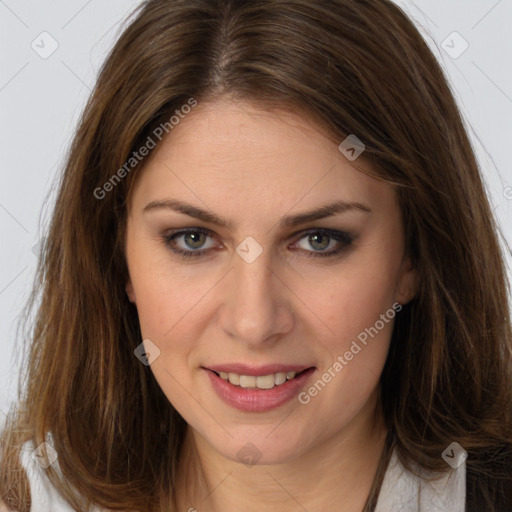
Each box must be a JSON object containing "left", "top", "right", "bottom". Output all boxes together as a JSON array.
[
  {"left": 126, "top": 232, "right": 209, "bottom": 338},
  {"left": 330, "top": 270, "right": 396, "bottom": 335},
  {"left": 298, "top": 264, "right": 398, "bottom": 418},
  {"left": 127, "top": 260, "right": 222, "bottom": 401},
  {"left": 291, "top": 248, "right": 400, "bottom": 399},
  {"left": 301, "top": 255, "right": 400, "bottom": 341},
  {"left": 129, "top": 272, "right": 171, "bottom": 337},
  {"left": 129, "top": 267, "right": 202, "bottom": 406}
]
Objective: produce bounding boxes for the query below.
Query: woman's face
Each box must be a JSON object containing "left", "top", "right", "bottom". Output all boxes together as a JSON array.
[{"left": 124, "top": 98, "right": 416, "bottom": 465}]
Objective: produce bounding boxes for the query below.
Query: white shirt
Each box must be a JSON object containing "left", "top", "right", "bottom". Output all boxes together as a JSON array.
[
  {"left": 374, "top": 448, "right": 466, "bottom": 511},
  {"left": 20, "top": 438, "right": 466, "bottom": 512},
  {"left": 19, "top": 437, "right": 102, "bottom": 512}
]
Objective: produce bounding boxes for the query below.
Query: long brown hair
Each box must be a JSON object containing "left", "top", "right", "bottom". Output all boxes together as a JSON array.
[{"left": 1, "top": 0, "right": 512, "bottom": 510}]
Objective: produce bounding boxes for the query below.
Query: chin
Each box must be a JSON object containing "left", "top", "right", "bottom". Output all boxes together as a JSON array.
[{"left": 197, "top": 424, "right": 316, "bottom": 467}]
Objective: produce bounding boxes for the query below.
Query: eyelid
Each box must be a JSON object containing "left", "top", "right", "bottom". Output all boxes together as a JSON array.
[
  {"left": 162, "top": 227, "right": 354, "bottom": 259},
  {"left": 289, "top": 228, "right": 354, "bottom": 256},
  {"left": 289, "top": 227, "right": 352, "bottom": 242},
  {"left": 164, "top": 227, "right": 220, "bottom": 254}
]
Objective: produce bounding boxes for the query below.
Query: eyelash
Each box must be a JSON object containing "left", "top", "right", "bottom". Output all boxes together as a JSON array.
[{"left": 161, "top": 228, "right": 354, "bottom": 260}]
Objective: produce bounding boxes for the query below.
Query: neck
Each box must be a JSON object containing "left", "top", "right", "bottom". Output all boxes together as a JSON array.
[{"left": 175, "top": 391, "right": 388, "bottom": 512}]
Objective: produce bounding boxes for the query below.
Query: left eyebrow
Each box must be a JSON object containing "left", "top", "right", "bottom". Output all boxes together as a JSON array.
[
  {"left": 143, "top": 198, "right": 372, "bottom": 230},
  {"left": 280, "top": 200, "right": 371, "bottom": 228}
]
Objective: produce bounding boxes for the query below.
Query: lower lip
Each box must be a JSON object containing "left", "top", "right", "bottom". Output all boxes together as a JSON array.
[{"left": 204, "top": 368, "right": 316, "bottom": 412}]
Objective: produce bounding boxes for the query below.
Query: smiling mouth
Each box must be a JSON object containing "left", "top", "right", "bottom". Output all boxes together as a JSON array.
[
  {"left": 204, "top": 366, "right": 317, "bottom": 412},
  {"left": 208, "top": 368, "right": 312, "bottom": 390}
]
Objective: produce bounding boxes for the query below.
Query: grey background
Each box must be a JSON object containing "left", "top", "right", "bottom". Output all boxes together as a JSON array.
[{"left": 1, "top": 0, "right": 511, "bottom": 426}]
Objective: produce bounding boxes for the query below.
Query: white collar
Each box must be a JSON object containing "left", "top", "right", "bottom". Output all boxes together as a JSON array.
[{"left": 374, "top": 448, "right": 466, "bottom": 512}]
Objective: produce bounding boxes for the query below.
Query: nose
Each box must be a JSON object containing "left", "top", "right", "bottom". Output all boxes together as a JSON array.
[{"left": 218, "top": 246, "right": 295, "bottom": 347}]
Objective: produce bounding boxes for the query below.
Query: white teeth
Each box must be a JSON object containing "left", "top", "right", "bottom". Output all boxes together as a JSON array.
[
  {"left": 256, "top": 374, "right": 275, "bottom": 389},
  {"left": 239, "top": 375, "right": 256, "bottom": 388},
  {"left": 228, "top": 373, "right": 240, "bottom": 385},
  {"left": 217, "top": 370, "right": 302, "bottom": 389},
  {"left": 275, "top": 372, "right": 287, "bottom": 385}
]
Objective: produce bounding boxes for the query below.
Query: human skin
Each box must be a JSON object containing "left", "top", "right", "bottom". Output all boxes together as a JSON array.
[{"left": 124, "top": 98, "right": 417, "bottom": 511}]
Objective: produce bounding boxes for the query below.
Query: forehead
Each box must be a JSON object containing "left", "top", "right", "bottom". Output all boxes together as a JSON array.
[{"left": 128, "top": 99, "right": 397, "bottom": 220}]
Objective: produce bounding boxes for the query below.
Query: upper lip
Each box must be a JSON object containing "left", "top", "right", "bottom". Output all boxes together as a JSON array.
[{"left": 204, "top": 363, "right": 314, "bottom": 376}]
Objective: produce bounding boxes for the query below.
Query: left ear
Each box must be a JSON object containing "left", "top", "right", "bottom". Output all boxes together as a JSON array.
[{"left": 395, "top": 256, "right": 418, "bottom": 306}]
